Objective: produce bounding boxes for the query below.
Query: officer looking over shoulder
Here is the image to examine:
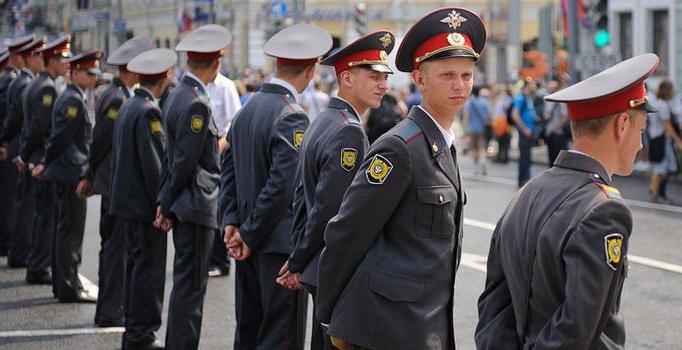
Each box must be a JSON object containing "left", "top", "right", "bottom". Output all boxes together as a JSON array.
[{"left": 476, "top": 53, "right": 659, "bottom": 350}]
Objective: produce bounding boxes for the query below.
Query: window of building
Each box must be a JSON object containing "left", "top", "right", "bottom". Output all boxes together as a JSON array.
[
  {"left": 155, "top": 39, "right": 161, "bottom": 48},
  {"left": 165, "top": 38, "right": 171, "bottom": 48},
  {"left": 650, "top": 9, "right": 669, "bottom": 76},
  {"left": 618, "top": 12, "right": 632, "bottom": 60}
]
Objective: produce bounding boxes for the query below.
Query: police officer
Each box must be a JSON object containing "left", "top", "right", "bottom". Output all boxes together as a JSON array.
[
  {"left": 39, "top": 50, "right": 103, "bottom": 303},
  {"left": 276, "top": 30, "right": 395, "bottom": 350},
  {"left": 110, "top": 47, "right": 177, "bottom": 350},
  {"left": 0, "top": 36, "right": 33, "bottom": 258},
  {"left": 86, "top": 36, "right": 152, "bottom": 327},
  {"left": 219, "top": 23, "right": 331, "bottom": 350},
  {"left": 316, "top": 8, "right": 486, "bottom": 349},
  {"left": 0, "top": 48, "right": 18, "bottom": 256},
  {"left": 20, "top": 35, "right": 70, "bottom": 285},
  {"left": 475, "top": 54, "right": 658, "bottom": 349},
  {"left": 1, "top": 36, "right": 44, "bottom": 268},
  {"left": 155, "top": 24, "right": 228, "bottom": 350}
]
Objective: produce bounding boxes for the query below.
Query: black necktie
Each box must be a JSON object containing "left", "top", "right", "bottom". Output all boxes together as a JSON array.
[{"left": 450, "top": 145, "right": 461, "bottom": 190}]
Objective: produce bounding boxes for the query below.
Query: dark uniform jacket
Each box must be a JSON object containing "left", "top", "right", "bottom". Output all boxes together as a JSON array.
[
  {"left": 287, "top": 97, "right": 369, "bottom": 286},
  {"left": 0, "top": 66, "right": 17, "bottom": 137},
  {"left": 1, "top": 68, "right": 33, "bottom": 157},
  {"left": 475, "top": 150, "right": 632, "bottom": 350},
  {"left": 89, "top": 77, "right": 130, "bottom": 197},
  {"left": 317, "top": 107, "right": 465, "bottom": 350},
  {"left": 19, "top": 72, "right": 58, "bottom": 165},
  {"left": 109, "top": 87, "right": 165, "bottom": 223},
  {"left": 158, "top": 75, "right": 220, "bottom": 229},
  {"left": 44, "top": 83, "right": 92, "bottom": 186},
  {"left": 220, "top": 83, "right": 309, "bottom": 255}
]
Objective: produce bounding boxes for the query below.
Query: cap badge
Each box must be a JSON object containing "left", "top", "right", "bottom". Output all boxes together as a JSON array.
[
  {"left": 441, "top": 10, "right": 467, "bottom": 31},
  {"left": 380, "top": 50, "right": 388, "bottom": 61},
  {"left": 379, "top": 33, "right": 392, "bottom": 48},
  {"left": 447, "top": 33, "right": 466, "bottom": 46}
]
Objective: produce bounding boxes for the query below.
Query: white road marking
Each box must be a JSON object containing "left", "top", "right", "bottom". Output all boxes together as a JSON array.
[
  {"left": 0, "top": 327, "right": 124, "bottom": 338},
  {"left": 461, "top": 253, "right": 487, "bottom": 273},
  {"left": 463, "top": 218, "right": 682, "bottom": 275},
  {"left": 462, "top": 172, "right": 682, "bottom": 214}
]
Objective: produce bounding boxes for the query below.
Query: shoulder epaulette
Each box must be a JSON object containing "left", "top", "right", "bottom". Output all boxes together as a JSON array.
[
  {"left": 280, "top": 95, "right": 305, "bottom": 114},
  {"left": 394, "top": 119, "right": 423, "bottom": 143},
  {"left": 338, "top": 109, "right": 361, "bottom": 125},
  {"left": 593, "top": 182, "right": 624, "bottom": 201}
]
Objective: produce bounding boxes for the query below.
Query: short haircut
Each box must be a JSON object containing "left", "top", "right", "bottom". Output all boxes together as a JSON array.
[
  {"left": 140, "top": 77, "right": 165, "bottom": 88},
  {"left": 275, "top": 63, "right": 311, "bottom": 77},
  {"left": 570, "top": 110, "right": 636, "bottom": 139},
  {"left": 187, "top": 58, "right": 216, "bottom": 70}
]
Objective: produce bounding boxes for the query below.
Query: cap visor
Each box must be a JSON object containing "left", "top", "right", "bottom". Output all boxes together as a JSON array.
[
  {"left": 368, "top": 64, "right": 393, "bottom": 74},
  {"left": 640, "top": 101, "right": 657, "bottom": 113},
  {"left": 87, "top": 68, "right": 101, "bottom": 75},
  {"left": 428, "top": 49, "right": 479, "bottom": 63}
]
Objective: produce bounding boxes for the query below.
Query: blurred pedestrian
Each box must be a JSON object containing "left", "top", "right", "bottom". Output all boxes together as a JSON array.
[
  {"left": 366, "top": 92, "right": 403, "bottom": 144},
  {"left": 492, "top": 84, "right": 513, "bottom": 163},
  {"left": 406, "top": 82, "right": 422, "bottom": 111},
  {"left": 512, "top": 78, "right": 538, "bottom": 187},
  {"left": 543, "top": 80, "right": 570, "bottom": 166},
  {"left": 463, "top": 85, "right": 491, "bottom": 174},
  {"left": 300, "top": 80, "right": 330, "bottom": 120},
  {"left": 648, "top": 79, "right": 682, "bottom": 204}
]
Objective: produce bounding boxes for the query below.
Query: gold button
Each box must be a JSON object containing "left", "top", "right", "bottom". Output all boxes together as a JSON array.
[{"left": 432, "top": 144, "right": 439, "bottom": 153}]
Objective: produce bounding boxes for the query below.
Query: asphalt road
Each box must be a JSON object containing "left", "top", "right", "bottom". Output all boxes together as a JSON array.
[{"left": 1, "top": 153, "right": 681, "bottom": 349}]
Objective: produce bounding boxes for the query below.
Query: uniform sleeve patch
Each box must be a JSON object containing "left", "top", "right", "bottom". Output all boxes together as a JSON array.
[
  {"left": 340, "top": 148, "right": 358, "bottom": 172},
  {"left": 107, "top": 108, "right": 118, "bottom": 120},
  {"left": 42, "top": 94, "right": 52, "bottom": 106},
  {"left": 293, "top": 130, "right": 305, "bottom": 149},
  {"left": 366, "top": 154, "right": 393, "bottom": 185},
  {"left": 605, "top": 233, "right": 624, "bottom": 271},
  {"left": 191, "top": 115, "right": 204, "bottom": 133},
  {"left": 150, "top": 119, "right": 163, "bottom": 134},
  {"left": 66, "top": 105, "right": 78, "bottom": 118}
]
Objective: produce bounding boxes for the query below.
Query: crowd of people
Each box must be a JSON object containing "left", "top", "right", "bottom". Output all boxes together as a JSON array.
[{"left": 0, "top": 6, "right": 675, "bottom": 350}]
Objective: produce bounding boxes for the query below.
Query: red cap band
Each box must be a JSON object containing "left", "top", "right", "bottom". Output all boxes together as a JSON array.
[
  {"left": 413, "top": 32, "right": 475, "bottom": 69},
  {"left": 333, "top": 49, "right": 387, "bottom": 74},
  {"left": 567, "top": 83, "right": 647, "bottom": 121},
  {"left": 276, "top": 57, "right": 318, "bottom": 67},
  {"left": 187, "top": 51, "right": 222, "bottom": 61}
]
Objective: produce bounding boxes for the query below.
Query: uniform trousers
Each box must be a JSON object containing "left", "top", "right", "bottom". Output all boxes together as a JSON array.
[
  {"left": 8, "top": 169, "right": 35, "bottom": 266},
  {"left": 165, "top": 221, "right": 213, "bottom": 350},
  {"left": 0, "top": 160, "right": 17, "bottom": 255},
  {"left": 52, "top": 182, "right": 87, "bottom": 299},
  {"left": 26, "top": 178, "right": 55, "bottom": 277},
  {"left": 234, "top": 252, "right": 302, "bottom": 350},
  {"left": 95, "top": 197, "right": 124, "bottom": 324},
  {"left": 121, "top": 219, "right": 167, "bottom": 349}
]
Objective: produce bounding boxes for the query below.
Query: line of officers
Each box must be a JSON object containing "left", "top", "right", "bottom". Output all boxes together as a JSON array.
[{"left": 0, "top": 5, "right": 644, "bottom": 350}]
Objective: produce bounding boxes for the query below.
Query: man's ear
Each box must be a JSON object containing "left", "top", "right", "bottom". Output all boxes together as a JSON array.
[
  {"left": 614, "top": 111, "right": 630, "bottom": 142},
  {"left": 411, "top": 69, "right": 425, "bottom": 91}
]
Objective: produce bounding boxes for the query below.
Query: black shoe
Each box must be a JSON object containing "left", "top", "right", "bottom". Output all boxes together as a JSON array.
[
  {"left": 208, "top": 265, "right": 229, "bottom": 278},
  {"left": 127, "top": 339, "right": 164, "bottom": 350},
  {"left": 95, "top": 318, "right": 124, "bottom": 327},
  {"left": 58, "top": 289, "right": 98, "bottom": 303},
  {"left": 26, "top": 271, "right": 52, "bottom": 285}
]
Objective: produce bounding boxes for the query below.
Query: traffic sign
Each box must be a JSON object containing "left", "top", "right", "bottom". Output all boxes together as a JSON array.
[
  {"left": 271, "top": 0, "right": 288, "bottom": 18},
  {"left": 114, "top": 20, "right": 126, "bottom": 33}
]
